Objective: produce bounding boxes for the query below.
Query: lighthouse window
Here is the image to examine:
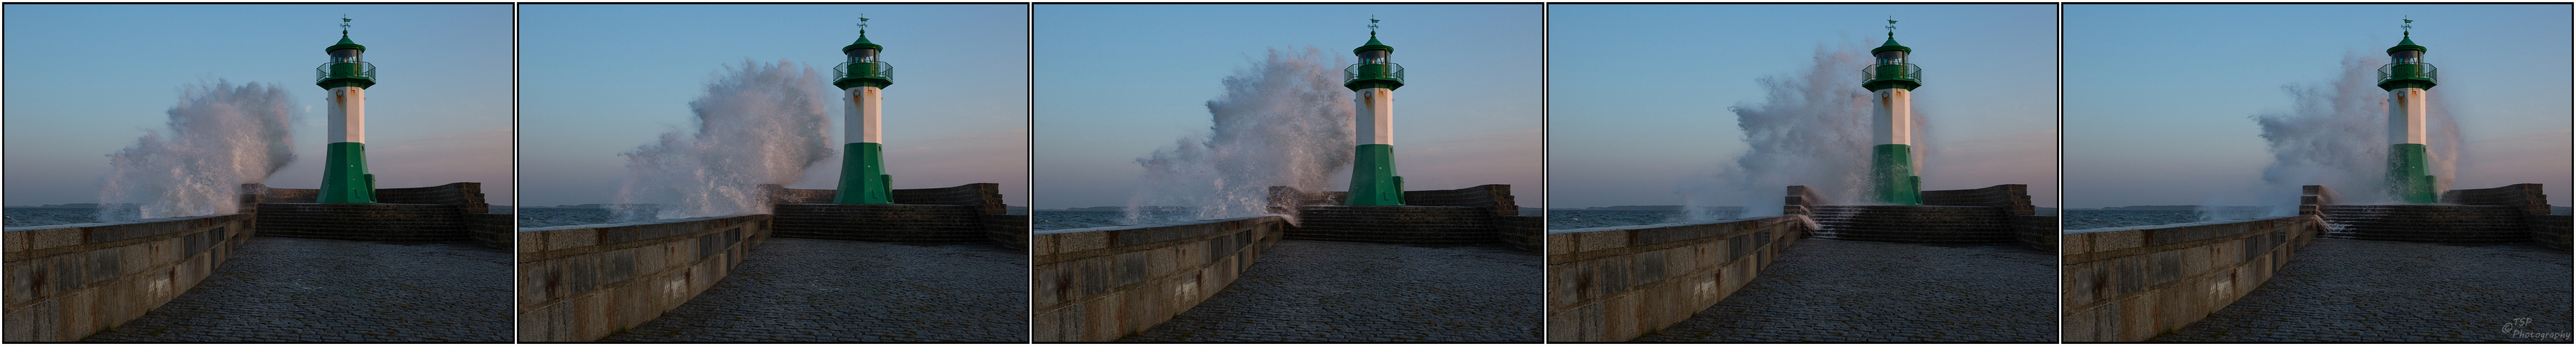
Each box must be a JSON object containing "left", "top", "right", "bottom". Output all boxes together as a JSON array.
[
  {"left": 2391, "top": 51, "right": 2420, "bottom": 64},
  {"left": 1358, "top": 50, "right": 1388, "bottom": 64},
  {"left": 330, "top": 50, "right": 361, "bottom": 63},
  {"left": 850, "top": 48, "right": 880, "bottom": 63}
]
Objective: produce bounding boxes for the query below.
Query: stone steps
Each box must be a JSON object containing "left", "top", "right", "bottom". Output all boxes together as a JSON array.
[
  {"left": 2320, "top": 205, "right": 2531, "bottom": 243},
  {"left": 772, "top": 203, "right": 990, "bottom": 243},
  {"left": 1807, "top": 206, "right": 2015, "bottom": 244},
  {"left": 254, "top": 203, "right": 470, "bottom": 242},
  {"left": 1287, "top": 206, "right": 1498, "bottom": 244}
]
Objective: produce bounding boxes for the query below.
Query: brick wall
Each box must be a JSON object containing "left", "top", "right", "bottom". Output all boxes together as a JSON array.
[
  {"left": 1286, "top": 206, "right": 1498, "bottom": 244},
  {"left": 255, "top": 203, "right": 469, "bottom": 242},
  {"left": 2017, "top": 215, "right": 2058, "bottom": 253},
  {"left": 514, "top": 215, "right": 772, "bottom": 342},
  {"left": 1496, "top": 215, "right": 1542, "bottom": 252},
  {"left": 1267, "top": 185, "right": 1521, "bottom": 217},
  {"left": 761, "top": 183, "right": 1010, "bottom": 215},
  {"left": 3, "top": 214, "right": 255, "bottom": 341},
  {"left": 1923, "top": 184, "right": 2035, "bottom": 216},
  {"left": 2442, "top": 183, "right": 2561, "bottom": 247},
  {"left": 2441, "top": 183, "right": 2550, "bottom": 216},
  {"left": 772, "top": 203, "right": 988, "bottom": 242},
  {"left": 1029, "top": 216, "right": 1286, "bottom": 342},
  {"left": 466, "top": 213, "right": 512, "bottom": 249},
  {"left": 377, "top": 183, "right": 490, "bottom": 214},
  {"left": 986, "top": 215, "right": 1030, "bottom": 251},
  {"left": 1403, "top": 185, "right": 1521, "bottom": 216},
  {"left": 1544, "top": 216, "right": 1808, "bottom": 342},
  {"left": 237, "top": 183, "right": 489, "bottom": 242},
  {"left": 2060, "top": 216, "right": 2321, "bottom": 342},
  {"left": 2533, "top": 215, "right": 2571, "bottom": 251}
]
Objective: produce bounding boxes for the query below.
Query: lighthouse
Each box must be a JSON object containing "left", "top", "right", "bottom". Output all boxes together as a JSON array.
[
  {"left": 832, "top": 17, "right": 895, "bottom": 203},
  {"left": 2379, "top": 19, "right": 2438, "bottom": 203},
  {"left": 316, "top": 17, "right": 377, "bottom": 203},
  {"left": 1862, "top": 19, "right": 1923, "bottom": 205},
  {"left": 1344, "top": 19, "right": 1405, "bottom": 206}
]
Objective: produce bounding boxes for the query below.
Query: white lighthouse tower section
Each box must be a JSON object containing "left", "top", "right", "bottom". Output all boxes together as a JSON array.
[
  {"left": 1871, "top": 88, "right": 1912, "bottom": 147},
  {"left": 2387, "top": 88, "right": 2427, "bottom": 145},
  {"left": 848, "top": 86, "right": 882, "bottom": 145},
  {"left": 329, "top": 86, "right": 365, "bottom": 143},
  {"left": 1356, "top": 88, "right": 1395, "bottom": 145}
]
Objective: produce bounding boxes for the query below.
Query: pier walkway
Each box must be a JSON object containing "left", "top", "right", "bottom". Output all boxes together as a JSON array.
[
  {"left": 82, "top": 237, "right": 511, "bottom": 343},
  {"left": 598, "top": 237, "right": 1027, "bottom": 343},
  {"left": 1119, "top": 240, "right": 1542, "bottom": 342},
  {"left": 1633, "top": 239, "right": 2056, "bottom": 342},
  {"left": 2152, "top": 239, "right": 2572, "bottom": 342}
]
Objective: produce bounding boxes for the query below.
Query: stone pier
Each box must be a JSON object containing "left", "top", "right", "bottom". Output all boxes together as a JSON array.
[{"left": 2067, "top": 183, "right": 2571, "bottom": 342}]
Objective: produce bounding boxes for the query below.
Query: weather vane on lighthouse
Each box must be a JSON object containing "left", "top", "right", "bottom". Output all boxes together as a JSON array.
[
  {"left": 2401, "top": 16, "right": 2413, "bottom": 37},
  {"left": 858, "top": 15, "right": 869, "bottom": 35},
  {"left": 1369, "top": 15, "right": 1380, "bottom": 36},
  {"left": 341, "top": 15, "right": 352, "bottom": 33},
  {"left": 1886, "top": 17, "right": 1898, "bottom": 37}
]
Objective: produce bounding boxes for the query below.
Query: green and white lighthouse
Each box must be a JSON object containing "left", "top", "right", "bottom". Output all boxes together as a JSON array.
[
  {"left": 316, "top": 17, "right": 377, "bottom": 203},
  {"left": 1344, "top": 18, "right": 1405, "bottom": 206},
  {"left": 2379, "top": 18, "right": 2438, "bottom": 203},
  {"left": 1863, "top": 19, "right": 1923, "bottom": 205},
  {"left": 832, "top": 17, "right": 895, "bottom": 203}
]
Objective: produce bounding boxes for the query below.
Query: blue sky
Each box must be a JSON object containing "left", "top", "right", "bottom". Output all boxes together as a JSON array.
[
  {"left": 2065, "top": 4, "right": 2572, "bottom": 208},
  {"left": 4, "top": 4, "right": 512, "bottom": 206},
  {"left": 518, "top": 4, "right": 1028, "bottom": 207},
  {"left": 1033, "top": 4, "right": 1544, "bottom": 209},
  {"left": 1548, "top": 4, "right": 2060, "bottom": 209}
]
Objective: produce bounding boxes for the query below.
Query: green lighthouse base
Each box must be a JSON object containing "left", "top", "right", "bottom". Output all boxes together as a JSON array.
[
  {"left": 2386, "top": 143, "right": 2436, "bottom": 204},
  {"left": 1345, "top": 144, "right": 1404, "bottom": 206},
  {"left": 1870, "top": 144, "right": 1921, "bottom": 205},
  {"left": 317, "top": 142, "right": 376, "bottom": 203},
  {"left": 834, "top": 142, "right": 892, "bottom": 203}
]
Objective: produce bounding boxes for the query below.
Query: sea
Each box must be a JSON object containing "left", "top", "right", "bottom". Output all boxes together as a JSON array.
[
  {"left": 519, "top": 208, "right": 615, "bottom": 228},
  {"left": 3, "top": 208, "right": 102, "bottom": 228},
  {"left": 2063, "top": 210, "right": 2231, "bottom": 231}
]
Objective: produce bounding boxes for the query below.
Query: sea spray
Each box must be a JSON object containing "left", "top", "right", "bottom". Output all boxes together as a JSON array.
[
  {"left": 1125, "top": 47, "right": 1355, "bottom": 224},
  {"left": 611, "top": 60, "right": 835, "bottom": 221},
  {"left": 1678, "top": 44, "right": 1930, "bottom": 221},
  {"left": 97, "top": 81, "right": 298, "bottom": 221},
  {"left": 2211, "top": 53, "right": 2462, "bottom": 219}
]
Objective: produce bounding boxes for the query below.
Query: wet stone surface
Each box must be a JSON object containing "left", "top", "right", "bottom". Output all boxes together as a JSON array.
[
  {"left": 83, "top": 237, "right": 511, "bottom": 343},
  {"left": 1121, "top": 240, "right": 1543, "bottom": 342},
  {"left": 1635, "top": 239, "right": 2057, "bottom": 342},
  {"left": 2154, "top": 239, "right": 2573, "bottom": 343},
  {"left": 599, "top": 237, "right": 1028, "bottom": 342}
]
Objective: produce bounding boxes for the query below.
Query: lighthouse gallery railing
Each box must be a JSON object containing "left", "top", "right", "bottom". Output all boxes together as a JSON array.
[
  {"left": 314, "top": 62, "right": 377, "bottom": 83},
  {"left": 835, "top": 61, "right": 894, "bottom": 81},
  {"left": 1344, "top": 62, "right": 1405, "bottom": 84},
  {"left": 1860, "top": 62, "right": 1921, "bottom": 83},
  {"left": 2377, "top": 62, "right": 2438, "bottom": 84}
]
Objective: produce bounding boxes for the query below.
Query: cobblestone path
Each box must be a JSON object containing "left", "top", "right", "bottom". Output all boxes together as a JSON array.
[
  {"left": 2154, "top": 239, "right": 2572, "bottom": 342},
  {"left": 1120, "top": 240, "right": 1543, "bottom": 342},
  {"left": 1634, "top": 239, "right": 2057, "bottom": 342},
  {"left": 84, "top": 237, "right": 511, "bottom": 342},
  {"left": 600, "top": 237, "right": 1028, "bottom": 342}
]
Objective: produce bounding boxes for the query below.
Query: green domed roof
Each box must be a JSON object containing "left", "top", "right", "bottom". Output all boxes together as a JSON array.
[
  {"left": 325, "top": 31, "right": 366, "bottom": 53},
  {"left": 1354, "top": 34, "right": 1393, "bottom": 55},
  {"left": 1870, "top": 33, "right": 1910, "bottom": 54},
  {"left": 2386, "top": 34, "right": 2427, "bottom": 54},
  {"left": 843, "top": 35, "right": 883, "bottom": 54}
]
